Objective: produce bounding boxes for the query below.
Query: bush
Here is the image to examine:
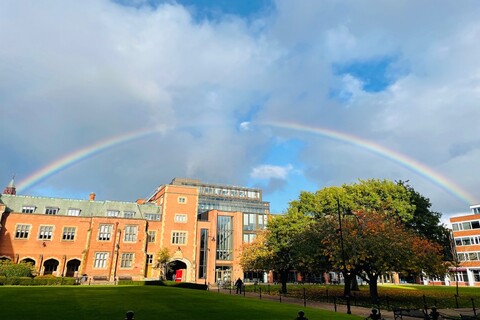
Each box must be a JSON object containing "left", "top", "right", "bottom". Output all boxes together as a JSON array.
[
  {"left": 0, "top": 260, "right": 34, "bottom": 277},
  {"left": 0, "top": 275, "right": 76, "bottom": 286}
]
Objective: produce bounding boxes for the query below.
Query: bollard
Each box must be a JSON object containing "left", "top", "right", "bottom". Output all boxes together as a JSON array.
[
  {"left": 472, "top": 298, "right": 477, "bottom": 316},
  {"left": 259, "top": 287, "right": 262, "bottom": 300},
  {"left": 326, "top": 289, "right": 329, "bottom": 303},
  {"left": 455, "top": 294, "right": 459, "bottom": 308},
  {"left": 229, "top": 284, "right": 231, "bottom": 295},
  {"left": 125, "top": 311, "right": 134, "bottom": 320},
  {"left": 333, "top": 296, "right": 337, "bottom": 312},
  {"left": 243, "top": 284, "right": 246, "bottom": 296},
  {"left": 268, "top": 284, "right": 270, "bottom": 295},
  {"left": 279, "top": 290, "right": 282, "bottom": 303},
  {"left": 303, "top": 287, "right": 306, "bottom": 307}
]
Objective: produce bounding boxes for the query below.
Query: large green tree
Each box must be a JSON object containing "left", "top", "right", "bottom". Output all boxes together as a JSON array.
[{"left": 289, "top": 179, "right": 448, "bottom": 300}]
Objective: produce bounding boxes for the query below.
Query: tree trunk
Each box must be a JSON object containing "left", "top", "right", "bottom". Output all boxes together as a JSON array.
[
  {"left": 280, "top": 270, "right": 288, "bottom": 294},
  {"left": 368, "top": 274, "right": 379, "bottom": 303},
  {"left": 351, "top": 272, "right": 359, "bottom": 291},
  {"left": 343, "top": 271, "right": 352, "bottom": 297}
]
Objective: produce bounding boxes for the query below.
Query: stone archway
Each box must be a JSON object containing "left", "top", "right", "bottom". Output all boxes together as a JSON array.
[
  {"left": 20, "top": 258, "right": 35, "bottom": 266},
  {"left": 43, "top": 259, "right": 59, "bottom": 275},
  {"left": 166, "top": 260, "right": 187, "bottom": 282},
  {"left": 65, "top": 259, "right": 81, "bottom": 277}
]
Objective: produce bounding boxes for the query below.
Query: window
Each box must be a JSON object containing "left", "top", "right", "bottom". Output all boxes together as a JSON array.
[
  {"left": 120, "top": 253, "right": 134, "bottom": 268},
  {"left": 198, "top": 229, "right": 209, "bottom": 279},
  {"left": 175, "top": 214, "right": 187, "bottom": 223},
  {"left": 98, "top": 224, "right": 113, "bottom": 241},
  {"left": 62, "top": 227, "right": 76, "bottom": 241},
  {"left": 124, "top": 225, "right": 138, "bottom": 242},
  {"left": 67, "top": 208, "right": 81, "bottom": 216},
  {"left": 474, "top": 270, "right": 480, "bottom": 282},
  {"left": 147, "top": 231, "right": 156, "bottom": 243},
  {"left": 452, "top": 223, "right": 459, "bottom": 231},
  {"left": 243, "top": 233, "right": 256, "bottom": 243},
  {"left": 22, "top": 206, "right": 36, "bottom": 213},
  {"left": 463, "top": 222, "right": 472, "bottom": 230},
  {"left": 106, "top": 210, "right": 119, "bottom": 217},
  {"left": 178, "top": 197, "right": 187, "bottom": 204},
  {"left": 472, "top": 221, "right": 480, "bottom": 229},
  {"left": 15, "top": 224, "right": 30, "bottom": 239},
  {"left": 172, "top": 231, "right": 187, "bottom": 245},
  {"left": 38, "top": 226, "right": 53, "bottom": 240},
  {"left": 146, "top": 254, "right": 153, "bottom": 264},
  {"left": 217, "top": 216, "right": 233, "bottom": 260},
  {"left": 124, "top": 211, "right": 135, "bottom": 218},
  {"left": 94, "top": 252, "right": 109, "bottom": 268},
  {"left": 145, "top": 213, "right": 161, "bottom": 221},
  {"left": 45, "top": 207, "right": 59, "bottom": 215}
]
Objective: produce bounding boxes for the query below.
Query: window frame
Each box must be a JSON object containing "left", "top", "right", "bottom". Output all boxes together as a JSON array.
[
  {"left": 174, "top": 214, "right": 187, "bottom": 223},
  {"left": 22, "top": 206, "right": 36, "bottom": 213},
  {"left": 38, "top": 225, "right": 54, "bottom": 240},
  {"left": 123, "top": 225, "right": 138, "bottom": 242},
  {"left": 120, "top": 253, "right": 134, "bottom": 268},
  {"left": 171, "top": 231, "right": 187, "bottom": 245},
  {"left": 14, "top": 224, "right": 31, "bottom": 239},
  {"left": 93, "top": 252, "right": 109, "bottom": 269},
  {"left": 98, "top": 224, "right": 113, "bottom": 241},
  {"left": 45, "top": 207, "right": 59, "bottom": 215},
  {"left": 62, "top": 226, "right": 76, "bottom": 241}
]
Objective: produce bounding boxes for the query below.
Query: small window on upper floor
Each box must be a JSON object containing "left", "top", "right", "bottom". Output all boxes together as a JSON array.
[
  {"left": 45, "top": 207, "right": 59, "bottom": 215},
  {"left": 473, "top": 221, "right": 480, "bottom": 229},
  {"left": 106, "top": 210, "right": 119, "bottom": 217},
  {"left": 67, "top": 208, "right": 81, "bottom": 216},
  {"left": 175, "top": 214, "right": 187, "bottom": 223},
  {"left": 178, "top": 197, "right": 187, "bottom": 204},
  {"left": 22, "top": 206, "right": 36, "bottom": 213},
  {"left": 124, "top": 211, "right": 136, "bottom": 218},
  {"left": 145, "top": 213, "right": 161, "bottom": 221}
]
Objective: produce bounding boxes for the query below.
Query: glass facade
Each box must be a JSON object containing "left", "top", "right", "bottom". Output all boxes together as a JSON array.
[
  {"left": 216, "top": 216, "right": 233, "bottom": 261},
  {"left": 198, "top": 229, "right": 209, "bottom": 279}
]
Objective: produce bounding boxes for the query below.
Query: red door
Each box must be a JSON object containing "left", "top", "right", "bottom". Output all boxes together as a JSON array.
[{"left": 175, "top": 269, "right": 182, "bottom": 282}]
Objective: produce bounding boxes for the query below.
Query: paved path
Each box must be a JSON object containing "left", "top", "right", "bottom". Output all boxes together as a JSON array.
[{"left": 211, "top": 287, "right": 475, "bottom": 319}]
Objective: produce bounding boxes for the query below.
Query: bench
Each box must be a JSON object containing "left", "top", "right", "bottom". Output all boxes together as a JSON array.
[
  {"left": 118, "top": 276, "right": 132, "bottom": 281},
  {"left": 460, "top": 315, "right": 480, "bottom": 320},
  {"left": 92, "top": 275, "right": 109, "bottom": 281},
  {"left": 393, "top": 308, "right": 428, "bottom": 320}
]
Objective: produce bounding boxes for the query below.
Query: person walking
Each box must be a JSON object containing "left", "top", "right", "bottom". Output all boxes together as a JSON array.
[{"left": 235, "top": 278, "right": 243, "bottom": 294}]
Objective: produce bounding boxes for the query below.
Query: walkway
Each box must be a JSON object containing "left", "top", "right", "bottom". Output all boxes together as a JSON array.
[{"left": 211, "top": 286, "right": 475, "bottom": 319}]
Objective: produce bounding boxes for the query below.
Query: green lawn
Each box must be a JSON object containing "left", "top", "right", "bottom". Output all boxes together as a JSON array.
[
  {"left": 0, "top": 286, "right": 361, "bottom": 320},
  {"left": 247, "top": 283, "right": 480, "bottom": 310}
]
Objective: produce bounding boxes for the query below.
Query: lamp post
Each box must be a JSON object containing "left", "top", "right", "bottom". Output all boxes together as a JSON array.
[{"left": 336, "top": 197, "right": 352, "bottom": 315}]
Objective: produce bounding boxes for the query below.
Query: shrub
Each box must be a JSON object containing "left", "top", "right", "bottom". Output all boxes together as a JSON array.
[{"left": 0, "top": 260, "right": 34, "bottom": 277}]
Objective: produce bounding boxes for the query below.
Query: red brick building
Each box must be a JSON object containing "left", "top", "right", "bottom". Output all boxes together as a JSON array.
[{"left": 0, "top": 178, "right": 269, "bottom": 285}]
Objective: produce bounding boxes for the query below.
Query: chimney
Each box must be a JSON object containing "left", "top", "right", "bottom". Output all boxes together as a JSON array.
[
  {"left": 3, "top": 177, "right": 16, "bottom": 195},
  {"left": 89, "top": 192, "right": 96, "bottom": 201}
]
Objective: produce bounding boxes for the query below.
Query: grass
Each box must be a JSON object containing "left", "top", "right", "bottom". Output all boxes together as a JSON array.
[
  {"left": 0, "top": 285, "right": 361, "bottom": 320},
  {"left": 246, "top": 283, "right": 480, "bottom": 310}
]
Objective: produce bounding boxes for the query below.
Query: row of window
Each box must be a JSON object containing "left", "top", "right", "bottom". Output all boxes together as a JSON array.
[
  {"left": 14, "top": 223, "right": 187, "bottom": 245},
  {"left": 21, "top": 206, "right": 161, "bottom": 220},
  {"left": 454, "top": 236, "right": 480, "bottom": 246},
  {"left": 457, "top": 252, "right": 480, "bottom": 261},
  {"left": 452, "top": 220, "right": 480, "bottom": 231},
  {"left": 15, "top": 225, "right": 77, "bottom": 241},
  {"left": 94, "top": 252, "right": 135, "bottom": 269},
  {"left": 200, "top": 187, "right": 260, "bottom": 199}
]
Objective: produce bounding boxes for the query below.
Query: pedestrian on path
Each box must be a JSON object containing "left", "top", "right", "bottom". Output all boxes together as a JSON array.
[
  {"left": 235, "top": 278, "right": 243, "bottom": 294},
  {"left": 365, "top": 308, "right": 383, "bottom": 320}
]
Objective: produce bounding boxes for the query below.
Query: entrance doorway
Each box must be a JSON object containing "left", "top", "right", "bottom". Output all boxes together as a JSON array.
[
  {"left": 43, "top": 259, "right": 59, "bottom": 275},
  {"left": 215, "top": 266, "right": 232, "bottom": 286},
  {"left": 65, "top": 259, "right": 81, "bottom": 277},
  {"left": 166, "top": 260, "right": 187, "bottom": 282}
]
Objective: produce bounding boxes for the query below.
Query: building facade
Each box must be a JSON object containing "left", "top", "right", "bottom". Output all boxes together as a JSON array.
[
  {"left": 0, "top": 178, "right": 269, "bottom": 285},
  {"left": 449, "top": 203, "right": 480, "bottom": 286}
]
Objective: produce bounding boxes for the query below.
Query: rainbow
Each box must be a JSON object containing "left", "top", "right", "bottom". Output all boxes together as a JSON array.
[
  {"left": 17, "top": 120, "right": 477, "bottom": 206},
  {"left": 260, "top": 120, "right": 477, "bottom": 205},
  {"left": 17, "top": 127, "right": 162, "bottom": 192}
]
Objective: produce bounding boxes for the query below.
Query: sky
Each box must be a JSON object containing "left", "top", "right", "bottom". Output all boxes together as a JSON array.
[{"left": 1, "top": 0, "right": 479, "bottom": 219}]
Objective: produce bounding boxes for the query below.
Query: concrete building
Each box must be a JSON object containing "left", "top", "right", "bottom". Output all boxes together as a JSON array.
[
  {"left": 449, "top": 203, "right": 480, "bottom": 286},
  {"left": 0, "top": 178, "right": 269, "bottom": 285}
]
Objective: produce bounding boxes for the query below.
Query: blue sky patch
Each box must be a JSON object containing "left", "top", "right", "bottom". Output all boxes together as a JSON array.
[
  {"left": 113, "top": 0, "right": 274, "bottom": 20},
  {"left": 333, "top": 56, "right": 400, "bottom": 93}
]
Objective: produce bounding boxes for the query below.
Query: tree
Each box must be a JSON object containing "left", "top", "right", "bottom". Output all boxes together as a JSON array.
[
  {"left": 239, "top": 210, "right": 313, "bottom": 294},
  {"left": 156, "top": 248, "right": 171, "bottom": 280},
  {"left": 289, "top": 179, "right": 447, "bottom": 301}
]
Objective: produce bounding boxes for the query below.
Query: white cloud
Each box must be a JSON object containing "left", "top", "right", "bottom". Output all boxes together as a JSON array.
[{"left": 250, "top": 164, "right": 293, "bottom": 180}]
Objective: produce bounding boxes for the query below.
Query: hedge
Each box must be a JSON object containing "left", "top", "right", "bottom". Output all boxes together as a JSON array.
[{"left": 0, "top": 276, "right": 76, "bottom": 286}]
